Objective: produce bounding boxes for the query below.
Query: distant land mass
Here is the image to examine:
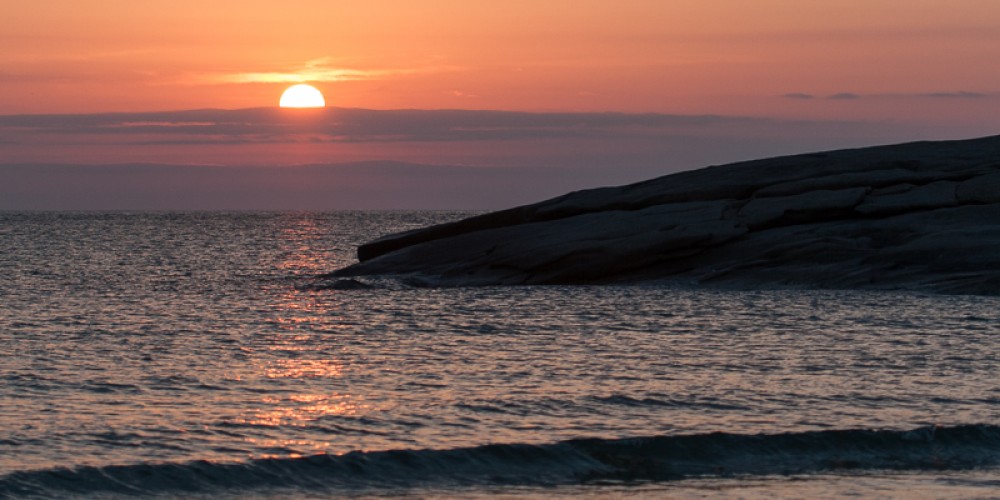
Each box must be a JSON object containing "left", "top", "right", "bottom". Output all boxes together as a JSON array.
[{"left": 328, "top": 135, "right": 1000, "bottom": 295}]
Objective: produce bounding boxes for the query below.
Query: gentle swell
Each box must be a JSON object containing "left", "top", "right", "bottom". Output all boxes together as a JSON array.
[{"left": 3, "top": 424, "right": 998, "bottom": 497}]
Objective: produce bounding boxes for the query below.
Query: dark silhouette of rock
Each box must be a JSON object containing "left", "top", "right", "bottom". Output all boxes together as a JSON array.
[{"left": 329, "top": 135, "right": 1000, "bottom": 295}]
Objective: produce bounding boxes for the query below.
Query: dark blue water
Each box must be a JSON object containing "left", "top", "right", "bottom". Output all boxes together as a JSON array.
[{"left": 1, "top": 212, "right": 998, "bottom": 498}]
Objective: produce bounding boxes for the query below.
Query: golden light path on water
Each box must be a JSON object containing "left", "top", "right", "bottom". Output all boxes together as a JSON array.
[{"left": 236, "top": 217, "right": 363, "bottom": 456}]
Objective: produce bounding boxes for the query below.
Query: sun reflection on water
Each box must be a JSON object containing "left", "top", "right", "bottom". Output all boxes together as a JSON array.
[
  {"left": 237, "top": 393, "right": 365, "bottom": 427},
  {"left": 274, "top": 215, "right": 337, "bottom": 275},
  {"left": 231, "top": 214, "right": 388, "bottom": 458},
  {"left": 264, "top": 358, "right": 344, "bottom": 378}
]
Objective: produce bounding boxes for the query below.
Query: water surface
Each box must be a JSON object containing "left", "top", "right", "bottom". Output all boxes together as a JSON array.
[{"left": 1, "top": 212, "right": 998, "bottom": 497}]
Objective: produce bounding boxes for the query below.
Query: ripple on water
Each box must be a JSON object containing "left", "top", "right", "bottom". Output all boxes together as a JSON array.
[{"left": 1, "top": 212, "right": 999, "bottom": 477}]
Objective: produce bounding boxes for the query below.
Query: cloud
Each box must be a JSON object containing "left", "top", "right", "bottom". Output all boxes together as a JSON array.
[
  {"left": 920, "top": 91, "right": 988, "bottom": 99},
  {"left": 205, "top": 57, "right": 458, "bottom": 84},
  {"left": 0, "top": 107, "right": 780, "bottom": 145},
  {"left": 781, "top": 93, "right": 815, "bottom": 100},
  {"left": 781, "top": 90, "right": 996, "bottom": 101},
  {"left": 217, "top": 68, "right": 394, "bottom": 84},
  {"left": 1, "top": 108, "right": 954, "bottom": 209}
]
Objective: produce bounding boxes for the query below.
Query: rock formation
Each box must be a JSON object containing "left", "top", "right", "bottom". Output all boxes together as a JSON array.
[{"left": 327, "top": 135, "right": 1000, "bottom": 295}]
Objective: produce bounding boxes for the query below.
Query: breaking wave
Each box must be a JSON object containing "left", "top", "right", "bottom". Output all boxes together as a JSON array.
[{"left": 3, "top": 424, "right": 997, "bottom": 497}]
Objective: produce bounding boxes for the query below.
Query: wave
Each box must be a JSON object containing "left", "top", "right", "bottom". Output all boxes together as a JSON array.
[{"left": 2, "top": 424, "right": 998, "bottom": 497}]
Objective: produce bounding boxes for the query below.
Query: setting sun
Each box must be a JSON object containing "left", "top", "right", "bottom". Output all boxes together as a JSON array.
[{"left": 279, "top": 84, "right": 325, "bottom": 108}]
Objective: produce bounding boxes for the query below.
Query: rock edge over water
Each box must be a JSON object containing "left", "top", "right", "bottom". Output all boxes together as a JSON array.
[{"left": 331, "top": 135, "right": 1000, "bottom": 294}]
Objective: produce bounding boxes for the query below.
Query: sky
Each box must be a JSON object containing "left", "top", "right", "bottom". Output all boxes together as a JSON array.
[{"left": 2, "top": 1, "right": 999, "bottom": 209}]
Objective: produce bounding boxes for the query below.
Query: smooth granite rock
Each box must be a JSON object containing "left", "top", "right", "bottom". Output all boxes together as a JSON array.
[{"left": 328, "top": 135, "right": 1000, "bottom": 295}]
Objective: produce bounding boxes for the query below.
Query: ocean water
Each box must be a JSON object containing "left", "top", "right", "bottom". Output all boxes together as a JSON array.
[{"left": 1, "top": 211, "right": 998, "bottom": 499}]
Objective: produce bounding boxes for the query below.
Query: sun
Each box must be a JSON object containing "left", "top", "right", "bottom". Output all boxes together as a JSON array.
[{"left": 279, "top": 84, "right": 326, "bottom": 108}]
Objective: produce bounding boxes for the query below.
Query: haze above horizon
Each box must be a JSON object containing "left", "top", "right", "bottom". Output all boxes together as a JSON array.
[{"left": 2, "top": 1, "right": 998, "bottom": 209}]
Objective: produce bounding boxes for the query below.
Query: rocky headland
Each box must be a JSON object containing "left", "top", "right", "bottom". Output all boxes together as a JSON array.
[{"left": 328, "top": 135, "right": 1000, "bottom": 295}]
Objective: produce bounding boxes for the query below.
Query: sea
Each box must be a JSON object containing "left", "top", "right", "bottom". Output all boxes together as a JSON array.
[{"left": 1, "top": 211, "right": 998, "bottom": 499}]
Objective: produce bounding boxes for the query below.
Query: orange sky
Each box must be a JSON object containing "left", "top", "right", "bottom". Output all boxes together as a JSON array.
[
  {"left": 2, "top": 0, "right": 999, "bottom": 122},
  {"left": 2, "top": 1, "right": 999, "bottom": 209}
]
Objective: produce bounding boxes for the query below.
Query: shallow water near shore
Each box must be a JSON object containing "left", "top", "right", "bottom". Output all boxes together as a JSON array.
[{"left": 1, "top": 211, "right": 998, "bottom": 498}]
